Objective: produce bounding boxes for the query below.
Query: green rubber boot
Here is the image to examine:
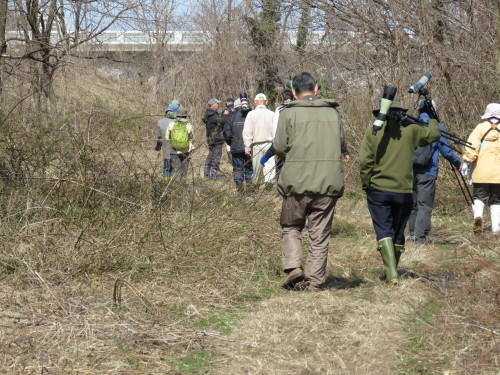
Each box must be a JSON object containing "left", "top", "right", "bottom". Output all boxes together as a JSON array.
[
  {"left": 394, "top": 244, "right": 405, "bottom": 268},
  {"left": 378, "top": 237, "right": 399, "bottom": 283}
]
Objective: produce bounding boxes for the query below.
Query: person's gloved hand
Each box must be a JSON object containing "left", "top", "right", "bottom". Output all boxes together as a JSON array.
[
  {"left": 260, "top": 154, "right": 269, "bottom": 165},
  {"left": 461, "top": 162, "right": 469, "bottom": 177}
]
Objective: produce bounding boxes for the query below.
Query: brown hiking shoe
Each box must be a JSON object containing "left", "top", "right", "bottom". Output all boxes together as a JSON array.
[
  {"left": 305, "top": 283, "right": 321, "bottom": 292},
  {"left": 281, "top": 268, "right": 304, "bottom": 289},
  {"left": 473, "top": 217, "right": 482, "bottom": 234}
]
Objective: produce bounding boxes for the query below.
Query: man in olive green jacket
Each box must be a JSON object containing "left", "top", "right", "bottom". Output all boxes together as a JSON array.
[
  {"left": 359, "top": 98, "right": 441, "bottom": 283},
  {"left": 274, "top": 72, "right": 349, "bottom": 291}
]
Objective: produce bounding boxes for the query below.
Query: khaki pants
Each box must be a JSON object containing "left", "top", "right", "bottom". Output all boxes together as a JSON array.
[{"left": 280, "top": 195, "right": 337, "bottom": 287}]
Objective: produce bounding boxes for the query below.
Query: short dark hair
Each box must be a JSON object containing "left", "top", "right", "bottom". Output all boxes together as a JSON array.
[
  {"left": 292, "top": 72, "right": 317, "bottom": 95},
  {"left": 280, "top": 88, "right": 293, "bottom": 102}
]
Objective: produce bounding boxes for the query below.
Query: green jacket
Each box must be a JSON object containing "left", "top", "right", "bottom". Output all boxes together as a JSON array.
[
  {"left": 274, "top": 97, "right": 347, "bottom": 197},
  {"left": 359, "top": 117, "right": 441, "bottom": 194}
]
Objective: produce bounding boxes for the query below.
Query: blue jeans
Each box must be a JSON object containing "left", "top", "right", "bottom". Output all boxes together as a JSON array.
[
  {"left": 162, "top": 159, "right": 171, "bottom": 177},
  {"left": 231, "top": 153, "right": 253, "bottom": 183}
]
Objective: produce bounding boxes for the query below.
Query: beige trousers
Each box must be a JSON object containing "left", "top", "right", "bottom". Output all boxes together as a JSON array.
[{"left": 280, "top": 195, "right": 337, "bottom": 287}]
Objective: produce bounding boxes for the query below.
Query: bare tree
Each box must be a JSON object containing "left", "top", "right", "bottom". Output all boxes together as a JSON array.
[
  {"left": 0, "top": 0, "right": 7, "bottom": 98},
  {"left": 129, "top": 0, "right": 180, "bottom": 101},
  {"left": 244, "top": 0, "right": 281, "bottom": 100},
  {"left": 292, "top": 0, "right": 498, "bottom": 128},
  {"left": 6, "top": 0, "right": 136, "bottom": 112}
]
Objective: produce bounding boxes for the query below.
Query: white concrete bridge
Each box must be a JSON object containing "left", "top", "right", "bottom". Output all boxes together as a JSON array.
[{"left": 6, "top": 30, "right": 326, "bottom": 52}]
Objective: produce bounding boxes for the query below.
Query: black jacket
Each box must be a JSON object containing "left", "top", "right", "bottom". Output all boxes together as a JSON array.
[
  {"left": 202, "top": 108, "right": 224, "bottom": 145},
  {"left": 223, "top": 108, "right": 247, "bottom": 154}
]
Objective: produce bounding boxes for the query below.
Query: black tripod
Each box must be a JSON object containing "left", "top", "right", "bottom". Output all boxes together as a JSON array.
[{"left": 394, "top": 89, "right": 476, "bottom": 206}]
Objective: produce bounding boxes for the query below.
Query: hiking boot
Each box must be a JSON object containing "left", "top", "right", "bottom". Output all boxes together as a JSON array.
[
  {"left": 281, "top": 268, "right": 304, "bottom": 289},
  {"left": 210, "top": 167, "right": 220, "bottom": 180},
  {"left": 244, "top": 182, "right": 254, "bottom": 196},
  {"left": 473, "top": 217, "right": 482, "bottom": 234},
  {"left": 235, "top": 181, "right": 244, "bottom": 193},
  {"left": 203, "top": 166, "right": 211, "bottom": 179},
  {"left": 305, "top": 283, "right": 321, "bottom": 292}
]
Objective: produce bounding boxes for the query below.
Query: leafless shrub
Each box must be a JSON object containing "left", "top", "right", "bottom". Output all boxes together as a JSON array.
[{"left": 0, "top": 1, "right": 498, "bottom": 373}]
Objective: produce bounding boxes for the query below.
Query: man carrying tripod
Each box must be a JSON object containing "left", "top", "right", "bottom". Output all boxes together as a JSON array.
[{"left": 360, "top": 92, "right": 441, "bottom": 283}]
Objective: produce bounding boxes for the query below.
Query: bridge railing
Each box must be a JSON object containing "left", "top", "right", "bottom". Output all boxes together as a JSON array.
[
  {"left": 5, "top": 30, "right": 210, "bottom": 46},
  {"left": 5, "top": 30, "right": 332, "bottom": 51}
]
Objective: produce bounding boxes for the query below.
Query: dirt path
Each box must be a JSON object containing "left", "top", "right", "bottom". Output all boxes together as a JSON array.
[
  {"left": 210, "top": 198, "right": 443, "bottom": 375},
  {"left": 211, "top": 277, "right": 430, "bottom": 375}
]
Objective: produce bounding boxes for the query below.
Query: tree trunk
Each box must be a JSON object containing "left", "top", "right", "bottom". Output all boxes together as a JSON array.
[
  {"left": 296, "top": 4, "right": 311, "bottom": 54},
  {"left": 245, "top": 0, "right": 281, "bottom": 102},
  {"left": 494, "top": 0, "right": 500, "bottom": 79},
  {"left": 0, "top": 0, "right": 8, "bottom": 99}
]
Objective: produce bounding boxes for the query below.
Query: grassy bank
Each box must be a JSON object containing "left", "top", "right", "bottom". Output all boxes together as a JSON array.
[{"left": 0, "top": 71, "right": 498, "bottom": 374}]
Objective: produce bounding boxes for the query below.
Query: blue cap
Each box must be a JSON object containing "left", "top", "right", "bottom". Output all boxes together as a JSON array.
[{"left": 168, "top": 103, "right": 180, "bottom": 112}]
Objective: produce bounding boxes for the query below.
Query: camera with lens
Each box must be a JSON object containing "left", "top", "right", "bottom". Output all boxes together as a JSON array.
[
  {"left": 155, "top": 140, "right": 162, "bottom": 151},
  {"left": 408, "top": 73, "right": 439, "bottom": 120},
  {"left": 240, "top": 92, "right": 250, "bottom": 113}
]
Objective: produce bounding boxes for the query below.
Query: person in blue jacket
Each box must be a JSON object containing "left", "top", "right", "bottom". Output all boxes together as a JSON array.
[{"left": 408, "top": 100, "right": 462, "bottom": 243}]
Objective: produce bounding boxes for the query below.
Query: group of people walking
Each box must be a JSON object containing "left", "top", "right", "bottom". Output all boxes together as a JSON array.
[
  {"left": 156, "top": 91, "right": 291, "bottom": 191},
  {"left": 203, "top": 92, "right": 283, "bottom": 192},
  {"left": 155, "top": 72, "right": 499, "bottom": 291}
]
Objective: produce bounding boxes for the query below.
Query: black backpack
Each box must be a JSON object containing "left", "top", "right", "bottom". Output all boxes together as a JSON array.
[{"left": 413, "top": 144, "right": 433, "bottom": 168}]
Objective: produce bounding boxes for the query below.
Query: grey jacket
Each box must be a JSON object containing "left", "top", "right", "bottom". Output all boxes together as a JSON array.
[{"left": 157, "top": 117, "right": 174, "bottom": 159}]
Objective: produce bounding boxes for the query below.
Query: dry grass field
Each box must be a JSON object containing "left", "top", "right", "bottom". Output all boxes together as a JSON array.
[{"left": 0, "top": 70, "right": 498, "bottom": 375}]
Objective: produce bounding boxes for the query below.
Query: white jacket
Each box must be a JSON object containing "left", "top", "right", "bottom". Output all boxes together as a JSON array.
[
  {"left": 242, "top": 104, "right": 275, "bottom": 152},
  {"left": 272, "top": 106, "right": 284, "bottom": 138}
]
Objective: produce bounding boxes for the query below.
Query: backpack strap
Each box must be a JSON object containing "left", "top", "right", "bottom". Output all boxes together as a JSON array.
[
  {"left": 480, "top": 128, "right": 493, "bottom": 145},
  {"left": 477, "top": 121, "right": 500, "bottom": 152}
]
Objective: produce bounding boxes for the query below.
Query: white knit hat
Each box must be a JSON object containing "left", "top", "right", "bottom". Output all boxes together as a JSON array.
[{"left": 481, "top": 103, "right": 500, "bottom": 120}]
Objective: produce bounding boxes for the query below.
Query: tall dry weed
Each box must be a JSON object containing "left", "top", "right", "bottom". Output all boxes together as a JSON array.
[{"left": 0, "top": 49, "right": 497, "bottom": 374}]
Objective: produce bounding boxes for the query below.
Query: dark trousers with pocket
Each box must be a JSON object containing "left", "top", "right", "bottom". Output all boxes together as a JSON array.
[
  {"left": 280, "top": 195, "right": 338, "bottom": 287},
  {"left": 408, "top": 173, "right": 436, "bottom": 241},
  {"left": 367, "top": 188, "right": 413, "bottom": 245},
  {"left": 205, "top": 143, "right": 223, "bottom": 178},
  {"left": 231, "top": 153, "right": 253, "bottom": 183}
]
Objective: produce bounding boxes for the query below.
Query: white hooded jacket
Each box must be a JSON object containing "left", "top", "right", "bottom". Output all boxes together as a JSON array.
[{"left": 242, "top": 104, "right": 275, "bottom": 152}]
